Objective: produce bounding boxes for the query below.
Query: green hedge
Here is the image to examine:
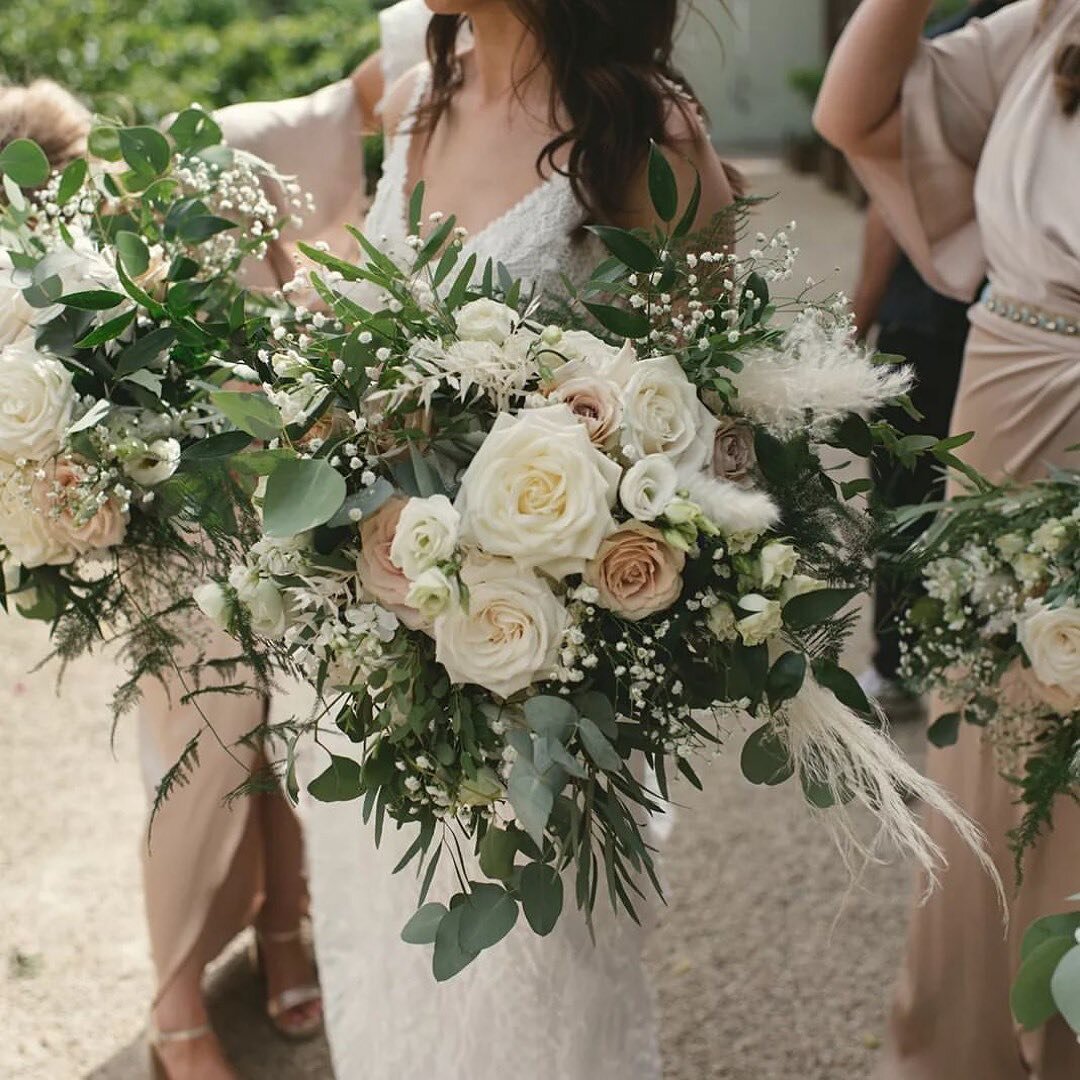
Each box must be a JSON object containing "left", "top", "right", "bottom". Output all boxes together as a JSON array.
[{"left": 0, "top": 0, "right": 382, "bottom": 121}]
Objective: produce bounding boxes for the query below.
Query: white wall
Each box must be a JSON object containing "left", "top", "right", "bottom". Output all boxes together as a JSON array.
[{"left": 676, "top": 0, "right": 827, "bottom": 151}]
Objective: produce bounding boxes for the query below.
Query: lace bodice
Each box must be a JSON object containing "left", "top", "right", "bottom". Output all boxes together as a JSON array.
[{"left": 364, "top": 65, "right": 604, "bottom": 296}]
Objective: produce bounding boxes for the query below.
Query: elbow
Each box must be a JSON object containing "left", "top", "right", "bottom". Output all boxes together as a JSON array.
[{"left": 812, "top": 96, "right": 855, "bottom": 153}]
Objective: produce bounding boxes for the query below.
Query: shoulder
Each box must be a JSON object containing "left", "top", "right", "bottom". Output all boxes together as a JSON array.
[{"left": 379, "top": 62, "right": 430, "bottom": 138}]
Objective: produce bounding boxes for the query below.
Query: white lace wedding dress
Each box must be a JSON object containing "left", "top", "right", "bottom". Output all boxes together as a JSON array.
[{"left": 296, "top": 65, "right": 663, "bottom": 1080}]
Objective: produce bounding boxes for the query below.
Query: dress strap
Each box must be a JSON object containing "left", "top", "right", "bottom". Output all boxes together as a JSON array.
[{"left": 380, "top": 64, "right": 432, "bottom": 232}]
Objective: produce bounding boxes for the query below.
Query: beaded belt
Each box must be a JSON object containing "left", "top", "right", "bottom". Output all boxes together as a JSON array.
[{"left": 981, "top": 288, "right": 1079, "bottom": 337}]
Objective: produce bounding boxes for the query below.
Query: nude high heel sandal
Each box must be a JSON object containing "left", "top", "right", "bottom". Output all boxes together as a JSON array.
[
  {"left": 249, "top": 927, "right": 324, "bottom": 1041},
  {"left": 147, "top": 1022, "right": 214, "bottom": 1080}
]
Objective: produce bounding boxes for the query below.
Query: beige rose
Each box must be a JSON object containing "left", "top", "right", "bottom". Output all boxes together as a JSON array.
[
  {"left": 584, "top": 521, "right": 685, "bottom": 621},
  {"left": 33, "top": 458, "right": 128, "bottom": 553},
  {"left": 712, "top": 417, "right": 757, "bottom": 487},
  {"left": 356, "top": 497, "right": 427, "bottom": 630}
]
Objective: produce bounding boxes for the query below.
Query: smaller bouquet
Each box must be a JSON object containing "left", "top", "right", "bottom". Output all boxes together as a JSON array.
[
  {"left": 0, "top": 110, "right": 306, "bottom": 716},
  {"left": 895, "top": 469, "right": 1080, "bottom": 860}
]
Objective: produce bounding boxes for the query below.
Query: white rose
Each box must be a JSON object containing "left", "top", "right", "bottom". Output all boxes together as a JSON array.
[
  {"left": 405, "top": 567, "right": 459, "bottom": 620},
  {"left": 619, "top": 454, "right": 679, "bottom": 522},
  {"left": 621, "top": 355, "right": 701, "bottom": 461},
  {"left": 193, "top": 581, "right": 232, "bottom": 630},
  {"left": 389, "top": 494, "right": 460, "bottom": 580},
  {"left": 759, "top": 541, "right": 798, "bottom": 590},
  {"left": 124, "top": 438, "right": 181, "bottom": 487},
  {"left": 33, "top": 229, "right": 122, "bottom": 325},
  {"left": 0, "top": 338, "right": 76, "bottom": 463},
  {"left": 454, "top": 298, "right": 518, "bottom": 345},
  {"left": 245, "top": 578, "right": 289, "bottom": 639},
  {"left": 0, "top": 251, "right": 35, "bottom": 347},
  {"left": 0, "top": 465, "right": 76, "bottom": 567},
  {"left": 543, "top": 330, "right": 636, "bottom": 373},
  {"left": 455, "top": 404, "right": 621, "bottom": 578},
  {"left": 1017, "top": 601, "right": 1080, "bottom": 702},
  {"left": 736, "top": 594, "right": 783, "bottom": 646},
  {"left": 780, "top": 574, "right": 828, "bottom": 605},
  {"left": 434, "top": 558, "right": 568, "bottom": 698}
]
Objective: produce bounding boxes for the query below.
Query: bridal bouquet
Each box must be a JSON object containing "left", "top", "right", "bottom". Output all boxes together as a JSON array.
[
  {"left": 896, "top": 470, "right": 1080, "bottom": 861},
  {"left": 201, "top": 152, "right": 989, "bottom": 978},
  {"left": 0, "top": 111, "right": 303, "bottom": 716}
]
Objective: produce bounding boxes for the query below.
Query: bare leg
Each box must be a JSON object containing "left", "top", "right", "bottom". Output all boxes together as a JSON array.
[{"left": 255, "top": 778, "right": 323, "bottom": 1032}]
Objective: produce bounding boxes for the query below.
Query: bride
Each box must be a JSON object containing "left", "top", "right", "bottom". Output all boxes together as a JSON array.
[{"left": 227, "top": 1, "right": 735, "bottom": 1076}]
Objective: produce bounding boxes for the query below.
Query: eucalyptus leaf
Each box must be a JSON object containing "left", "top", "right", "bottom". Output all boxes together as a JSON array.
[
  {"left": 1012, "top": 936, "right": 1076, "bottom": 1030},
  {"left": 766, "top": 651, "right": 807, "bottom": 710},
  {"left": 507, "top": 758, "right": 555, "bottom": 847},
  {"left": 1051, "top": 945, "right": 1080, "bottom": 1033},
  {"left": 927, "top": 711, "right": 962, "bottom": 748},
  {"left": 1022, "top": 914, "right": 1080, "bottom": 962},
  {"left": 812, "top": 659, "right": 872, "bottom": 718},
  {"left": 520, "top": 862, "right": 564, "bottom": 936},
  {"left": 432, "top": 904, "right": 479, "bottom": 982},
  {"left": 262, "top": 458, "right": 346, "bottom": 538},
  {"left": 577, "top": 715, "right": 622, "bottom": 772},
  {"left": 479, "top": 827, "right": 518, "bottom": 881},
  {"left": 210, "top": 390, "right": 283, "bottom": 441},
  {"left": 401, "top": 902, "right": 448, "bottom": 946},
  {"left": 0, "top": 138, "right": 50, "bottom": 188},
  {"left": 524, "top": 696, "right": 578, "bottom": 742},
  {"left": 327, "top": 479, "right": 395, "bottom": 528},
  {"left": 740, "top": 723, "right": 794, "bottom": 786},
  {"left": 307, "top": 755, "right": 363, "bottom": 803},
  {"left": 783, "top": 587, "right": 859, "bottom": 631},
  {"left": 458, "top": 884, "right": 519, "bottom": 954}
]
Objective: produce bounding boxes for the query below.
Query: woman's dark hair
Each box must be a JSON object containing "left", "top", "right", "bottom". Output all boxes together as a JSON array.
[
  {"left": 1041, "top": 0, "right": 1080, "bottom": 116},
  {"left": 420, "top": 1, "right": 710, "bottom": 221}
]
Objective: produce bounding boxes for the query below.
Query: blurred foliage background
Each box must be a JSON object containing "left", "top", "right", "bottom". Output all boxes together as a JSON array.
[{"left": 0, "top": 0, "right": 382, "bottom": 121}]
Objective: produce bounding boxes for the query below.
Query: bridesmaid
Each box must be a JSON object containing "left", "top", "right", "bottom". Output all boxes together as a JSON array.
[{"left": 816, "top": 1, "right": 1080, "bottom": 1077}]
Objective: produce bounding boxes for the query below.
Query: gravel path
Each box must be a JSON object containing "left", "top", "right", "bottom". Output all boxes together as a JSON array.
[{"left": 0, "top": 168, "right": 927, "bottom": 1080}]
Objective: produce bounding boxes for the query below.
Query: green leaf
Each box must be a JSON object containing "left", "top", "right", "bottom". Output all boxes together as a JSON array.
[
  {"left": 458, "top": 884, "right": 519, "bottom": 954},
  {"left": 782, "top": 587, "right": 859, "bottom": 631},
  {"left": 766, "top": 651, "right": 807, "bottom": 710},
  {"left": 115, "top": 231, "right": 150, "bottom": 278},
  {"left": 829, "top": 413, "right": 874, "bottom": 457},
  {"left": 178, "top": 214, "right": 236, "bottom": 244},
  {"left": 0, "top": 139, "right": 50, "bottom": 188},
  {"left": 326, "top": 478, "right": 395, "bottom": 528},
  {"left": 401, "top": 902, "right": 448, "bottom": 945},
  {"left": 800, "top": 768, "right": 841, "bottom": 809},
  {"left": 115, "top": 327, "right": 176, "bottom": 377},
  {"left": 74, "top": 309, "right": 136, "bottom": 349},
  {"left": 524, "top": 696, "right": 578, "bottom": 742},
  {"left": 479, "top": 827, "right": 518, "bottom": 881},
  {"left": 584, "top": 301, "right": 650, "bottom": 340},
  {"left": 210, "top": 390, "right": 283, "bottom": 441},
  {"left": 812, "top": 659, "right": 873, "bottom": 717},
  {"left": 647, "top": 141, "right": 678, "bottom": 222},
  {"left": 1012, "top": 936, "right": 1076, "bottom": 1029},
  {"left": 180, "top": 431, "right": 253, "bottom": 463},
  {"left": 262, "top": 458, "right": 347, "bottom": 538},
  {"left": 1022, "top": 914, "right": 1080, "bottom": 962},
  {"left": 56, "top": 158, "right": 87, "bottom": 206},
  {"left": 119, "top": 126, "right": 172, "bottom": 178},
  {"left": 573, "top": 691, "right": 618, "bottom": 738},
  {"left": 307, "top": 755, "right": 363, "bottom": 802},
  {"left": 58, "top": 289, "right": 126, "bottom": 311},
  {"left": 1051, "top": 945, "right": 1080, "bottom": 1033},
  {"left": 432, "top": 904, "right": 479, "bottom": 981},
  {"left": 520, "top": 862, "right": 564, "bottom": 937},
  {"left": 740, "top": 723, "right": 795, "bottom": 786},
  {"left": 673, "top": 171, "right": 703, "bottom": 239},
  {"left": 507, "top": 758, "right": 555, "bottom": 847},
  {"left": 167, "top": 109, "right": 222, "bottom": 155},
  {"left": 408, "top": 180, "right": 426, "bottom": 236},
  {"left": 577, "top": 715, "right": 622, "bottom": 772},
  {"left": 927, "top": 711, "right": 962, "bottom": 748},
  {"left": 585, "top": 226, "right": 658, "bottom": 273}
]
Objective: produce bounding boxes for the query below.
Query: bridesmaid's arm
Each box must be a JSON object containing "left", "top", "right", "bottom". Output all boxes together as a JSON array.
[
  {"left": 351, "top": 52, "right": 386, "bottom": 136},
  {"left": 814, "top": 0, "right": 935, "bottom": 160}
]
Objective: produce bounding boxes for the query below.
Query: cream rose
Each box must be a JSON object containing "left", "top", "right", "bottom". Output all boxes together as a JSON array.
[
  {"left": 1017, "top": 601, "right": 1080, "bottom": 703},
  {"left": 0, "top": 338, "right": 77, "bottom": 462},
  {"left": 736, "top": 594, "right": 783, "bottom": 646},
  {"left": 620, "top": 355, "right": 701, "bottom": 460},
  {"left": 619, "top": 454, "right": 679, "bottom": 522},
  {"left": 0, "top": 465, "right": 77, "bottom": 567},
  {"left": 245, "top": 578, "right": 289, "bottom": 639},
  {"left": 584, "top": 521, "right": 685, "bottom": 621},
  {"left": 455, "top": 405, "right": 621, "bottom": 578},
  {"left": 0, "top": 251, "right": 35, "bottom": 347},
  {"left": 759, "top": 541, "right": 798, "bottom": 590},
  {"left": 390, "top": 494, "right": 460, "bottom": 580},
  {"left": 405, "top": 566, "right": 459, "bottom": 620},
  {"left": 434, "top": 557, "right": 568, "bottom": 699},
  {"left": 356, "top": 497, "right": 427, "bottom": 630},
  {"left": 542, "top": 330, "right": 635, "bottom": 372},
  {"left": 193, "top": 581, "right": 232, "bottom": 630},
  {"left": 124, "top": 438, "right": 181, "bottom": 487},
  {"left": 454, "top": 298, "right": 518, "bottom": 345}
]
